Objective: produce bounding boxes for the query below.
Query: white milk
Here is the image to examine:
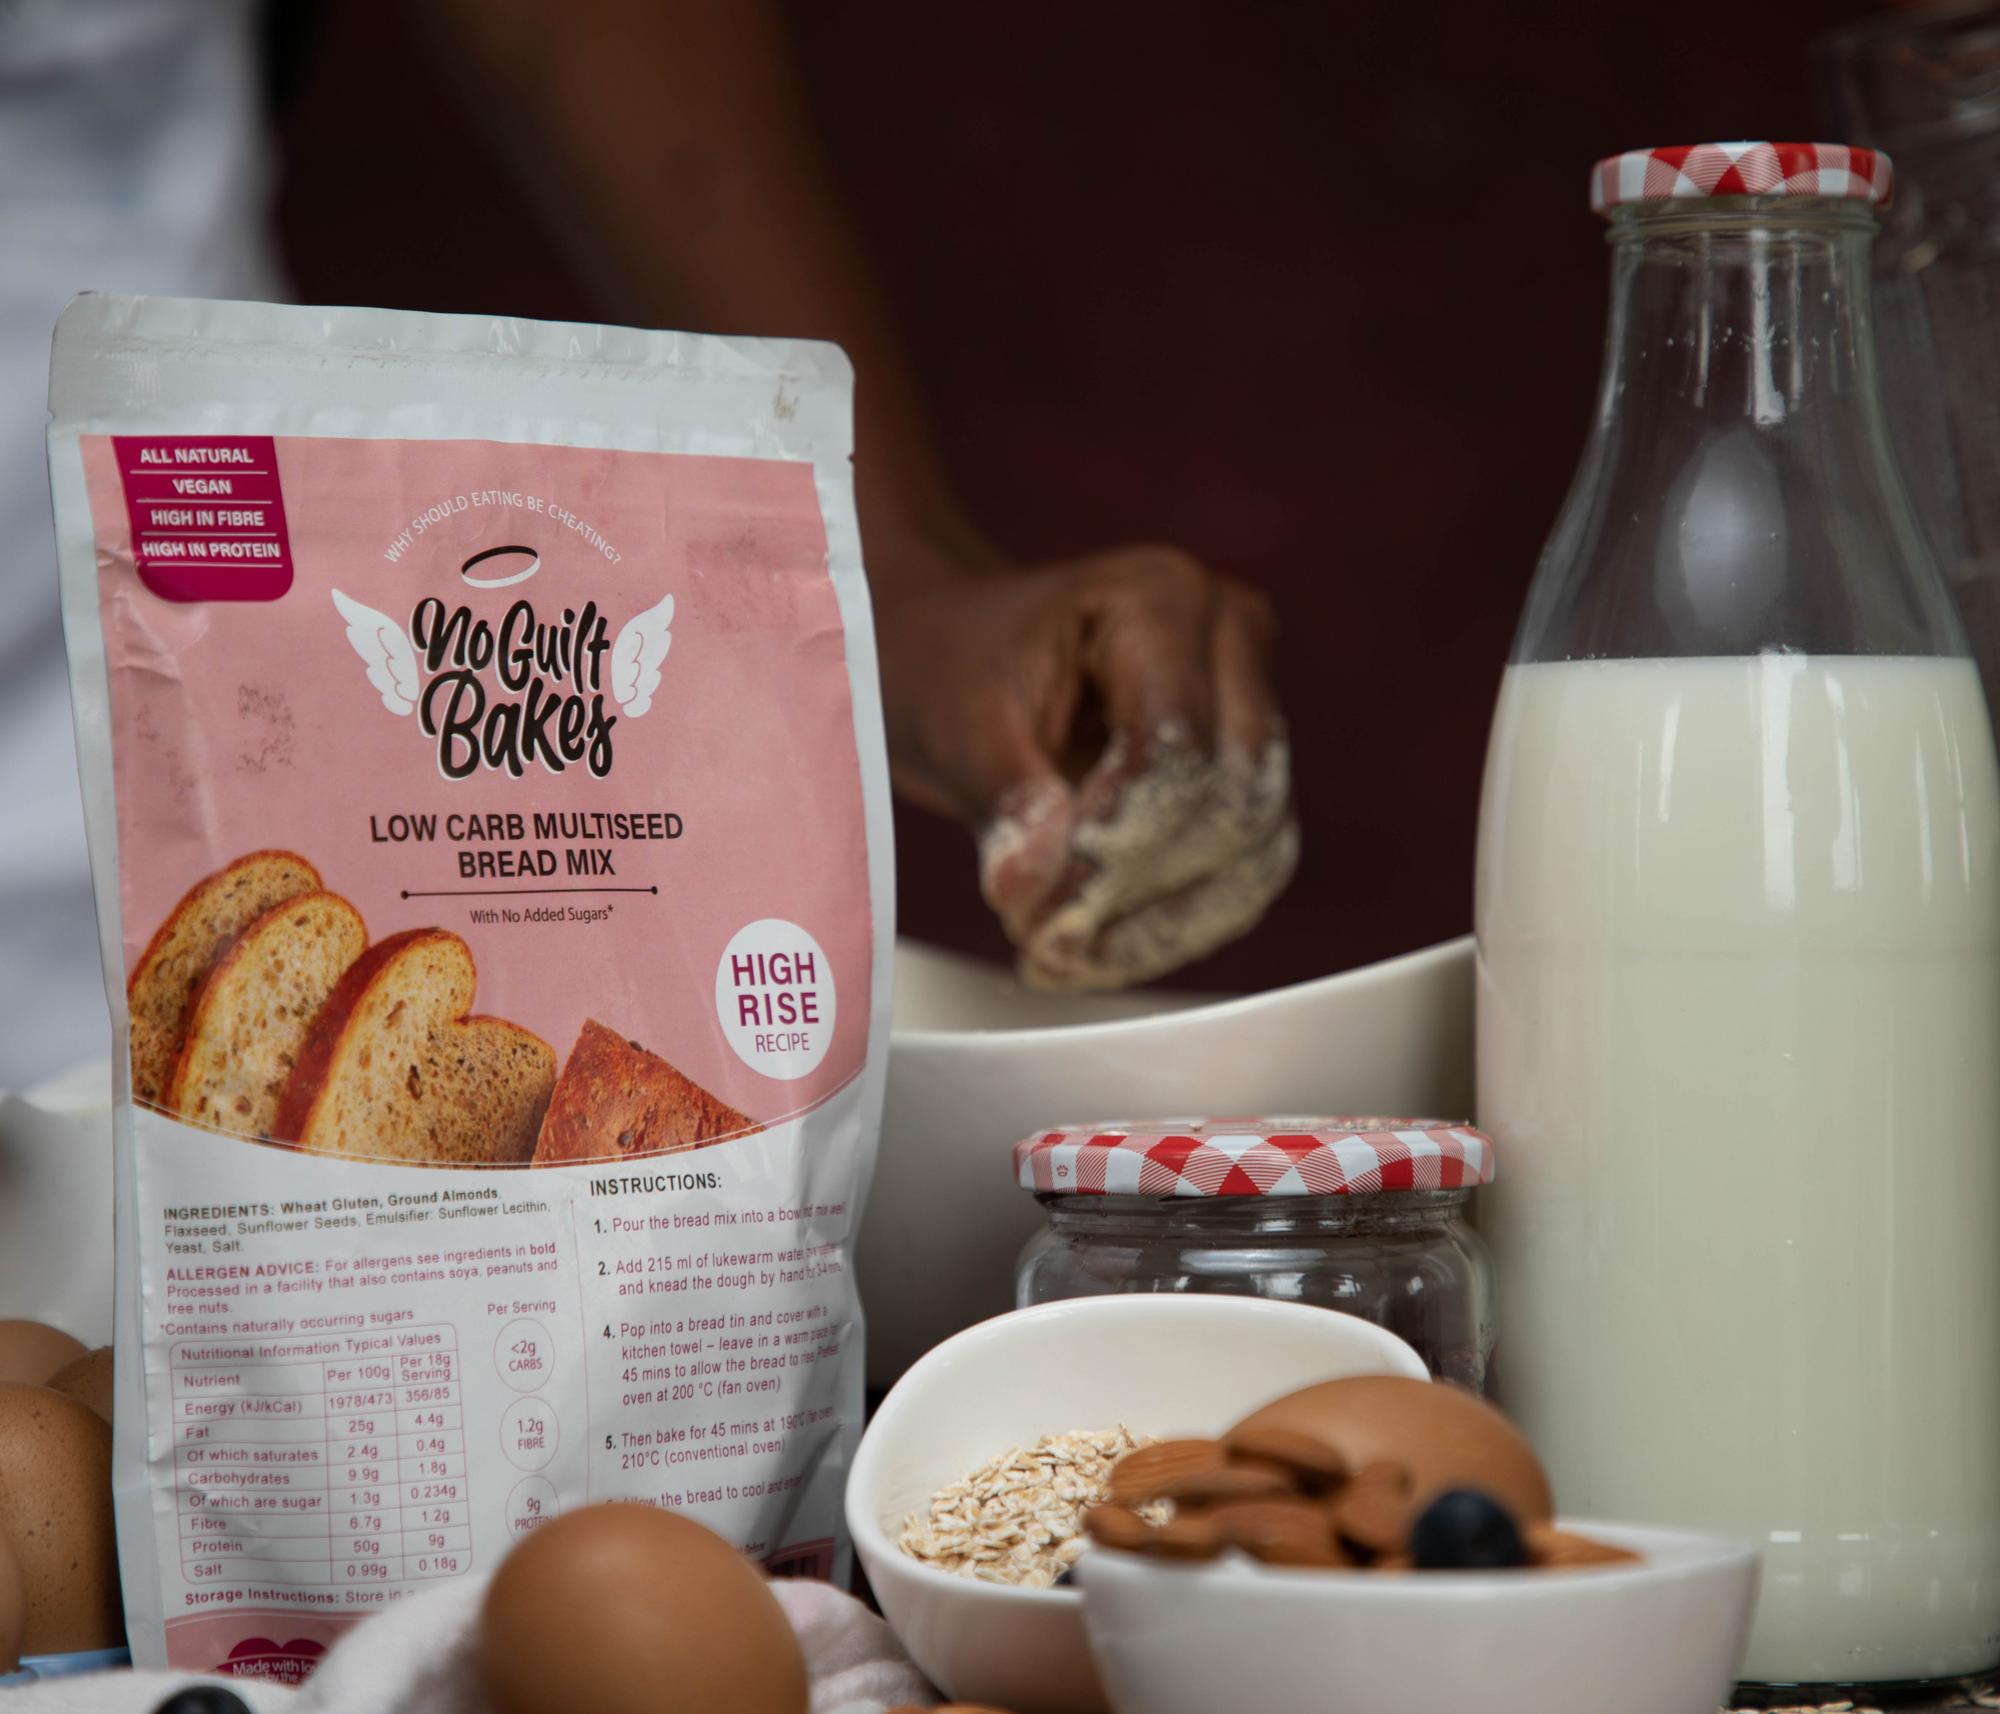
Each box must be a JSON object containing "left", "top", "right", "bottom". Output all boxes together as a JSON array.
[{"left": 1477, "top": 653, "right": 2000, "bottom": 1685}]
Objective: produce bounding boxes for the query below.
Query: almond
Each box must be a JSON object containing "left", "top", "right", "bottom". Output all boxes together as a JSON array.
[{"left": 1105, "top": 1438, "right": 1228, "bottom": 1503}]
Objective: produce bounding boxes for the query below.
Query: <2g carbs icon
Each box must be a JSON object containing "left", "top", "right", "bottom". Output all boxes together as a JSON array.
[{"left": 496, "top": 1318, "right": 552, "bottom": 1391}]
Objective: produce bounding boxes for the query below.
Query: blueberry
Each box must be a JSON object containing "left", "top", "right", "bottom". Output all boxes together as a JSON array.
[
  {"left": 1409, "top": 1488, "right": 1527, "bottom": 1570},
  {"left": 1053, "top": 1566, "right": 1076, "bottom": 1587},
  {"left": 152, "top": 1686, "right": 254, "bottom": 1714}
]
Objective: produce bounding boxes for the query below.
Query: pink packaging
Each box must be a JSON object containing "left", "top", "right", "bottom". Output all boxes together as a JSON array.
[{"left": 47, "top": 294, "right": 892, "bottom": 1676}]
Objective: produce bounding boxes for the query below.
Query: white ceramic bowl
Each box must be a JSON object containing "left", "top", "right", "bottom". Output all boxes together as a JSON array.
[
  {"left": 1077, "top": 1521, "right": 1759, "bottom": 1714},
  {"left": 846, "top": 1293, "right": 1430, "bottom": 1714},
  {"left": 859, "top": 936, "right": 1473, "bottom": 1386}
]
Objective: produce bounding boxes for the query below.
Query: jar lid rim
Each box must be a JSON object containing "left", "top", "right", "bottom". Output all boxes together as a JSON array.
[
  {"left": 1012, "top": 1118, "right": 1494, "bottom": 1198},
  {"left": 1590, "top": 143, "right": 1893, "bottom": 215}
]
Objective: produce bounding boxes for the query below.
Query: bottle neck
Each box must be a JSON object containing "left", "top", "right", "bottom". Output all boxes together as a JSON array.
[
  {"left": 1513, "top": 197, "right": 1965, "bottom": 663},
  {"left": 1601, "top": 200, "right": 1882, "bottom": 438}
]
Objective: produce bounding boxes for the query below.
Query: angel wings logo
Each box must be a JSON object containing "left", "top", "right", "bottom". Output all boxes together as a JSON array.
[{"left": 330, "top": 571, "right": 673, "bottom": 782}]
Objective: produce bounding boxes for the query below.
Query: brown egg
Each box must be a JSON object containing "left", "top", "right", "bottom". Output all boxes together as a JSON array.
[
  {"left": 1230, "top": 1376, "right": 1553, "bottom": 1525},
  {"left": 0, "top": 1528, "right": 24, "bottom": 1674},
  {"left": 478, "top": 1503, "right": 806, "bottom": 1714},
  {"left": 46, "top": 1349, "right": 113, "bottom": 1424},
  {"left": 0, "top": 1383, "right": 122, "bottom": 1651},
  {"left": 0, "top": 1324, "right": 87, "bottom": 1388}
]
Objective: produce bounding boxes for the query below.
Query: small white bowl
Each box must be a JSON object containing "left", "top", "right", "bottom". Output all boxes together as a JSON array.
[
  {"left": 1076, "top": 1521, "right": 1759, "bottom": 1714},
  {"left": 846, "top": 1294, "right": 1429, "bottom": 1714}
]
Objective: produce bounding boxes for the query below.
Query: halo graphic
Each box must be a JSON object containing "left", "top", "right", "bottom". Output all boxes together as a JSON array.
[{"left": 461, "top": 544, "right": 540, "bottom": 588}]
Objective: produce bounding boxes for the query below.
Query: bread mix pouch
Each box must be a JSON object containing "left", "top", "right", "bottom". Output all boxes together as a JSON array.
[{"left": 47, "top": 294, "right": 892, "bottom": 1676}]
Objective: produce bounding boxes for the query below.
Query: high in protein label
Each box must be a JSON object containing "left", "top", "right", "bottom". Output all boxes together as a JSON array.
[{"left": 114, "top": 436, "right": 294, "bottom": 603}]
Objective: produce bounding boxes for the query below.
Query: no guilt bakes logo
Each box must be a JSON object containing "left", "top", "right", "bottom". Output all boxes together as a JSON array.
[{"left": 333, "top": 543, "right": 673, "bottom": 782}]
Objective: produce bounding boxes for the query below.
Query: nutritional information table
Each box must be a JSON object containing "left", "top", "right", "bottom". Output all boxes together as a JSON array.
[{"left": 171, "top": 1326, "right": 470, "bottom": 1589}]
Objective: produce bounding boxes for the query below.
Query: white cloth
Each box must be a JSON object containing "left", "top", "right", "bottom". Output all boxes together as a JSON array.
[
  {"left": 0, "top": 1574, "right": 936, "bottom": 1714},
  {"left": 771, "top": 1579, "right": 939, "bottom": 1714},
  {"left": 0, "top": 0, "right": 284, "bottom": 1088}
]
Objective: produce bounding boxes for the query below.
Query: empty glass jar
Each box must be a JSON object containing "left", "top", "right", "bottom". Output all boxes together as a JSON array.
[{"left": 1011, "top": 1117, "right": 1496, "bottom": 1393}]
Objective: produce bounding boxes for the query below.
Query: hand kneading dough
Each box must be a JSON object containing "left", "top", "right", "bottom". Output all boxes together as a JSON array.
[{"left": 984, "top": 737, "right": 1297, "bottom": 991}]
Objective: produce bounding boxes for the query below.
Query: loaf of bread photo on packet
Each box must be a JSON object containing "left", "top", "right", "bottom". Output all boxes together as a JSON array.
[{"left": 129, "top": 849, "right": 758, "bottom": 1167}]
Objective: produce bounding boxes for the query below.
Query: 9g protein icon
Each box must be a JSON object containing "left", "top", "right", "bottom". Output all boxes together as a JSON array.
[
  {"left": 715, "top": 920, "right": 835, "bottom": 1080},
  {"left": 331, "top": 568, "right": 674, "bottom": 781}
]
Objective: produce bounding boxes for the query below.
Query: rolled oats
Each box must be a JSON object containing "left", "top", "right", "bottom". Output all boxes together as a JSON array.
[{"left": 897, "top": 1426, "right": 1161, "bottom": 1588}]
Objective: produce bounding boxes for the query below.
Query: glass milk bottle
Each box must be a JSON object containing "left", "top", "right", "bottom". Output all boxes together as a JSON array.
[{"left": 1477, "top": 144, "right": 2000, "bottom": 1691}]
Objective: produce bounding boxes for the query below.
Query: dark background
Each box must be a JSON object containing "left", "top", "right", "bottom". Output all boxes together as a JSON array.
[{"left": 272, "top": 0, "right": 1875, "bottom": 992}]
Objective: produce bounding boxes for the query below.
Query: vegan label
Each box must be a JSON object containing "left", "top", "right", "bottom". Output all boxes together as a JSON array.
[{"left": 114, "top": 436, "right": 294, "bottom": 603}]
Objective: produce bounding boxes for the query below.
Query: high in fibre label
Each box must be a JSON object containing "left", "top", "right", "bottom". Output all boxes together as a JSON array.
[{"left": 114, "top": 436, "right": 295, "bottom": 602}]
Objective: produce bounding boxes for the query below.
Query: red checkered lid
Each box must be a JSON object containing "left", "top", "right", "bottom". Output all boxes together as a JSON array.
[
  {"left": 1013, "top": 1116, "right": 1494, "bottom": 1198},
  {"left": 1590, "top": 143, "right": 1894, "bottom": 215}
]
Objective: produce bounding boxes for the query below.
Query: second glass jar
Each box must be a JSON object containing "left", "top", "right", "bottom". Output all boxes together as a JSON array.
[{"left": 1011, "top": 1118, "right": 1496, "bottom": 1394}]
